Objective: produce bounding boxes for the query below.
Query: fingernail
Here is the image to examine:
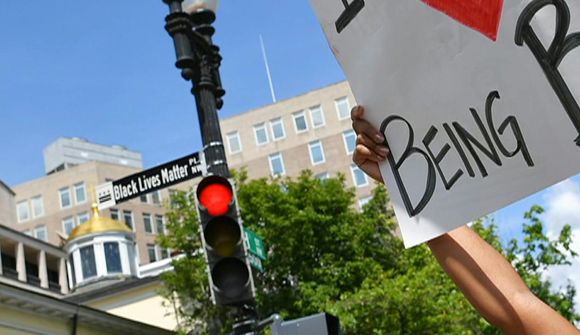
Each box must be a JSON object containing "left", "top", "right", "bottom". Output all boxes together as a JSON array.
[{"left": 375, "top": 133, "right": 385, "bottom": 142}]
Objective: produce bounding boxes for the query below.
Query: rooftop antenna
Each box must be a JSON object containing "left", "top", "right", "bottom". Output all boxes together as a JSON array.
[{"left": 260, "top": 34, "right": 277, "bottom": 103}]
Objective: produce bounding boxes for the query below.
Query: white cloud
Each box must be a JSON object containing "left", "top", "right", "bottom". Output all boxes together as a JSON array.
[{"left": 541, "top": 179, "right": 580, "bottom": 312}]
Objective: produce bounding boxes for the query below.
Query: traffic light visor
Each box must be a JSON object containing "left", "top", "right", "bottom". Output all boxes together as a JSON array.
[
  {"left": 211, "top": 257, "right": 250, "bottom": 299},
  {"left": 197, "top": 176, "right": 233, "bottom": 216},
  {"left": 204, "top": 216, "right": 241, "bottom": 257}
]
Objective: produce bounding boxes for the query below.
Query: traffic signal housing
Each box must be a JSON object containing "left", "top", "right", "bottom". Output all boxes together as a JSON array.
[{"left": 196, "top": 175, "right": 255, "bottom": 306}]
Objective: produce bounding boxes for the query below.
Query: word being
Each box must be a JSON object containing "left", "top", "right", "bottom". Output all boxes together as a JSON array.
[
  {"left": 381, "top": 91, "right": 534, "bottom": 217},
  {"left": 335, "top": 0, "right": 365, "bottom": 33},
  {"left": 515, "top": 0, "right": 580, "bottom": 146}
]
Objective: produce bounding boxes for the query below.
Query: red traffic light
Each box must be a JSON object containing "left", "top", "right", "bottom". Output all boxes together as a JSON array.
[{"left": 197, "top": 176, "right": 234, "bottom": 216}]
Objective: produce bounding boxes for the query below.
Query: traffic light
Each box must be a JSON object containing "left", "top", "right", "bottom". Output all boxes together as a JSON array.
[{"left": 195, "top": 175, "right": 255, "bottom": 306}]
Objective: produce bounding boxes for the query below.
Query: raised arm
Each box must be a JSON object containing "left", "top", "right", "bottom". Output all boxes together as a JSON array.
[{"left": 351, "top": 106, "right": 579, "bottom": 334}]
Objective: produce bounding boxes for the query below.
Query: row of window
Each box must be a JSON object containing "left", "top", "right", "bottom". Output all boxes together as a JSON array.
[
  {"left": 269, "top": 149, "right": 369, "bottom": 187},
  {"left": 226, "top": 96, "right": 351, "bottom": 154},
  {"left": 110, "top": 209, "right": 165, "bottom": 235},
  {"left": 22, "top": 225, "right": 48, "bottom": 242},
  {"left": 16, "top": 182, "right": 87, "bottom": 223},
  {"left": 266, "top": 131, "right": 356, "bottom": 174},
  {"left": 63, "top": 212, "right": 90, "bottom": 235},
  {"left": 146, "top": 244, "right": 171, "bottom": 263}
]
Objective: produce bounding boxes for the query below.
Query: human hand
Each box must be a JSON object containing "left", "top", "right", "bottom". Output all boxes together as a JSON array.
[{"left": 351, "top": 106, "right": 389, "bottom": 183}]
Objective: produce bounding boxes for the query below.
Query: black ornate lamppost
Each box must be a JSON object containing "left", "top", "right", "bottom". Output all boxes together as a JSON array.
[
  {"left": 161, "top": 1, "right": 258, "bottom": 334},
  {"left": 162, "top": 0, "right": 228, "bottom": 178}
]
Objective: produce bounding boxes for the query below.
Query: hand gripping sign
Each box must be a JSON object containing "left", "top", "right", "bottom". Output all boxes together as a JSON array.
[{"left": 311, "top": 0, "right": 580, "bottom": 247}]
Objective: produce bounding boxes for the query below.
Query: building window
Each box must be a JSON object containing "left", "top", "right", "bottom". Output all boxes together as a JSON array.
[
  {"left": 343, "top": 130, "right": 357, "bottom": 155},
  {"left": 156, "top": 215, "right": 165, "bottom": 235},
  {"left": 147, "top": 244, "right": 158, "bottom": 263},
  {"left": 59, "top": 187, "right": 72, "bottom": 209},
  {"left": 140, "top": 194, "right": 148, "bottom": 203},
  {"left": 160, "top": 248, "right": 170, "bottom": 260},
  {"left": 17, "top": 201, "right": 30, "bottom": 222},
  {"left": 63, "top": 217, "right": 75, "bottom": 235},
  {"left": 80, "top": 246, "right": 97, "bottom": 279},
  {"left": 143, "top": 213, "right": 153, "bottom": 233},
  {"left": 110, "top": 208, "right": 119, "bottom": 220},
  {"left": 77, "top": 212, "right": 89, "bottom": 225},
  {"left": 74, "top": 182, "right": 86, "bottom": 204},
  {"left": 31, "top": 196, "right": 44, "bottom": 218},
  {"left": 335, "top": 96, "right": 351, "bottom": 120},
  {"left": 254, "top": 123, "right": 269, "bottom": 145},
  {"left": 151, "top": 191, "right": 161, "bottom": 205},
  {"left": 104, "top": 242, "right": 122, "bottom": 274},
  {"left": 351, "top": 165, "right": 369, "bottom": 187},
  {"left": 292, "top": 111, "right": 308, "bottom": 133},
  {"left": 358, "top": 195, "right": 373, "bottom": 209},
  {"left": 309, "top": 105, "right": 325, "bottom": 128},
  {"left": 270, "top": 118, "right": 286, "bottom": 141},
  {"left": 34, "top": 225, "right": 47, "bottom": 242},
  {"left": 316, "top": 172, "right": 330, "bottom": 181},
  {"left": 268, "top": 153, "right": 285, "bottom": 177},
  {"left": 308, "top": 140, "right": 326, "bottom": 165},
  {"left": 227, "top": 131, "right": 242, "bottom": 154},
  {"left": 123, "top": 210, "right": 134, "bottom": 230}
]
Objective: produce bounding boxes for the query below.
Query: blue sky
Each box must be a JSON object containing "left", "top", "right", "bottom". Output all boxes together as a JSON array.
[{"left": 1, "top": 1, "right": 578, "bottom": 300}]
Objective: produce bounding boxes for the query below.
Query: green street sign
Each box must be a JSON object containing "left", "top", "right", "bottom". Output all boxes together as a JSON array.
[
  {"left": 244, "top": 228, "right": 267, "bottom": 260},
  {"left": 248, "top": 253, "right": 263, "bottom": 272}
]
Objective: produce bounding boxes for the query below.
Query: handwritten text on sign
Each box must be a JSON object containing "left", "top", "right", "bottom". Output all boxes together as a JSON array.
[{"left": 311, "top": 0, "right": 580, "bottom": 247}]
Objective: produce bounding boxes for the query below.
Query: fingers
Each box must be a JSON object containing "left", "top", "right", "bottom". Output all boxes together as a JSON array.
[
  {"left": 356, "top": 132, "right": 389, "bottom": 161},
  {"left": 351, "top": 106, "right": 385, "bottom": 144}
]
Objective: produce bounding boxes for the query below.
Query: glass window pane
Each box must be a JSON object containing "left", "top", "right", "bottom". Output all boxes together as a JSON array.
[
  {"left": 123, "top": 210, "right": 133, "bottom": 230},
  {"left": 77, "top": 212, "right": 89, "bottom": 224},
  {"left": 63, "top": 217, "right": 75, "bottom": 235},
  {"left": 143, "top": 213, "right": 153, "bottom": 233},
  {"left": 270, "top": 118, "right": 285, "bottom": 140},
  {"left": 310, "top": 106, "right": 325, "bottom": 128},
  {"left": 351, "top": 165, "right": 369, "bottom": 187},
  {"left": 293, "top": 112, "right": 308, "bottom": 132},
  {"left": 140, "top": 194, "right": 148, "bottom": 203},
  {"left": 160, "top": 248, "right": 169, "bottom": 259},
  {"left": 80, "top": 246, "right": 97, "bottom": 279},
  {"left": 59, "top": 188, "right": 71, "bottom": 208},
  {"left": 104, "top": 242, "right": 122, "bottom": 273},
  {"left": 31, "top": 196, "right": 44, "bottom": 218},
  {"left": 151, "top": 191, "right": 161, "bottom": 204},
  {"left": 156, "top": 215, "right": 165, "bottom": 235},
  {"left": 17, "top": 201, "right": 30, "bottom": 222},
  {"left": 254, "top": 123, "right": 269, "bottom": 145},
  {"left": 74, "top": 182, "right": 86, "bottom": 204},
  {"left": 227, "top": 131, "right": 242, "bottom": 153},
  {"left": 309, "top": 140, "right": 325, "bottom": 165},
  {"left": 110, "top": 209, "right": 119, "bottom": 220},
  {"left": 269, "top": 153, "right": 285, "bottom": 176},
  {"left": 343, "top": 130, "right": 356, "bottom": 154},
  {"left": 147, "top": 244, "right": 157, "bottom": 263},
  {"left": 34, "top": 225, "right": 47, "bottom": 242},
  {"left": 335, "top": 97, "right": 350, "bottom": 120}
]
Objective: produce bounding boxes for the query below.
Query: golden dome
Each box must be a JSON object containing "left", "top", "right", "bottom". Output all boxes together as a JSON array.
[{"left": 67, "top": 204, "right": 132, "bottom": 242}]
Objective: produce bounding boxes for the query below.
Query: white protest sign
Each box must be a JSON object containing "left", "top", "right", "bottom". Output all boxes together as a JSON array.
[{"left": 310, "top": 0, "right": 580, "bottom": 247}]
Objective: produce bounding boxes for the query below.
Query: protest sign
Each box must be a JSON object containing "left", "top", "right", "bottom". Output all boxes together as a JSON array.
[{"left": 311, "top": 0, "right": 580, "bottom": 247}]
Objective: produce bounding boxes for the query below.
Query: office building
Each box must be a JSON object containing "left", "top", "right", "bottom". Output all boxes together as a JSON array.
[{"left": 220, "top": 81, "right": 376, "bottom": 208}]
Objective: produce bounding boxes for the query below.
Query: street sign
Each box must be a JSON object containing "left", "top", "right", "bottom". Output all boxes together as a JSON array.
[
  {"left": 247, "top": 253, "right": 263, "bottom": 272},
  {"left": 96, "top": 151, "right": 206, "bottom": 210},
  {"left": 244, "top": 228, "right": 266, "bottom": 260}
]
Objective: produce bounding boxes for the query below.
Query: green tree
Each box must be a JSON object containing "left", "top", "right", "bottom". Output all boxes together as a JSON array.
[{"left": 159, "top": 171, "right": 578, "bottom": 334}]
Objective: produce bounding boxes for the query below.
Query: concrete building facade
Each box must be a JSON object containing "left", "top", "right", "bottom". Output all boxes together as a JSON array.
[
  {"left": 0, "top": 181, "right": 16, "bottom": 227},
  {"left": 12, "top": 161, "right": 178, "bottom": 265},
  {"left": 220, "top": 81, "right": 375, "bottom": 207}
]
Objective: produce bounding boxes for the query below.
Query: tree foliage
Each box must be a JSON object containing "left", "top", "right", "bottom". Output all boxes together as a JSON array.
[{"left": 159, "top": 170, "right": 578, "bottom": 334}]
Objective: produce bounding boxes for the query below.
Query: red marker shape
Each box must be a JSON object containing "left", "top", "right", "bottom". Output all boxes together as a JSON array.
[{"left": 422, "top": 0, "right": 504, "bottom": 41}]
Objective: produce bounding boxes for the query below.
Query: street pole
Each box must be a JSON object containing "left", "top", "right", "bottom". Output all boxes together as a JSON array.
[{"left": 162, "top": 1, "right": 257, "bottom": 334}]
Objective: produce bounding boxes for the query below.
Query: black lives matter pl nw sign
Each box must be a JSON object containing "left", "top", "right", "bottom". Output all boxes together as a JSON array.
[{"left": 96, "top": 151, "right": 206, "bottom": 210}]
